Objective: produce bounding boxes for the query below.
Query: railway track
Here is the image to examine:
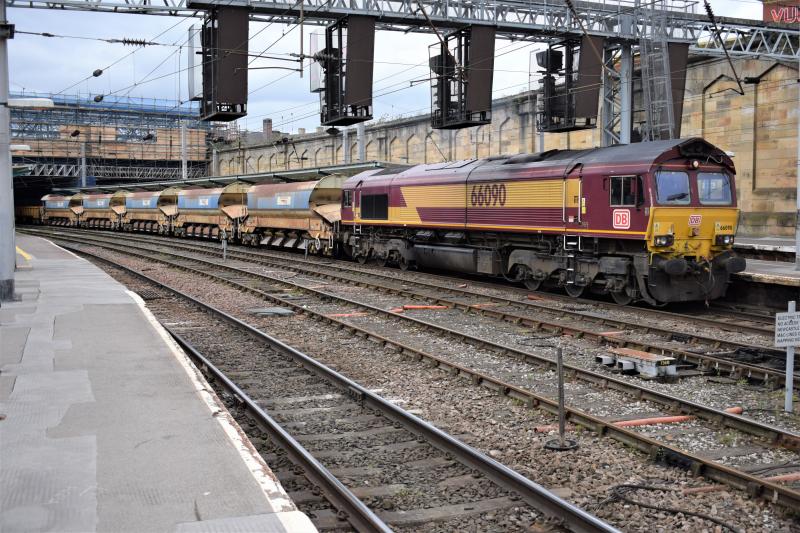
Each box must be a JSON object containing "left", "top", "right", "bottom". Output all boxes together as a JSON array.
[
  {"left": 27, "top": 228, "right": 800, "bottom": 511},
  {"left": 94, "top": 248, "right": 614, "bottom": 532},
  {"left": 106, "top": 229, "right": 779, "bottom": 336},
  {"left": 26, "top": 227, "right": 790, "bottom": 383}
]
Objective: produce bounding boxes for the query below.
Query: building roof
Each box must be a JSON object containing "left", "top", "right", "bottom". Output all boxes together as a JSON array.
[{"left": 59, "top": 161, "right": 406, "bottom": 193}]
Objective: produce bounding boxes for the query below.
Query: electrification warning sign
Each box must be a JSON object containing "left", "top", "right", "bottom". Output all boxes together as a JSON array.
[{"left": 774, "top": 311, "right": 800, "bottom": 347}]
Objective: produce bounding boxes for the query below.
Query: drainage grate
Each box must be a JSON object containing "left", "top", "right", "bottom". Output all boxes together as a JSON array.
[{"left": 137, "top": 289, "right": 164, "bottom": 301}]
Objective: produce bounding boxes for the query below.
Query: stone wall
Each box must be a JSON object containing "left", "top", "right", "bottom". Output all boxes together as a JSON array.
[{"left": 217, "top": 57, "right": 798, "bottom": 237}]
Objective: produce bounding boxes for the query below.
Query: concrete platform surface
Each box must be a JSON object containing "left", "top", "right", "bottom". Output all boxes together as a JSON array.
[
  {"left": 1, "top": 235, "right": 316, "bottom": 533},
  {"left": 735, "top": 236, "right": 795, "bottom": 254},
  {"left": 737, "top": 258, "right": 800, "bottom": 287}
]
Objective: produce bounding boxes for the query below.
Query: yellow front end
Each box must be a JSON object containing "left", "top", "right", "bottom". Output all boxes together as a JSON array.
[{"left": 647, "top": 207, "right": 739, "bottom": 260}]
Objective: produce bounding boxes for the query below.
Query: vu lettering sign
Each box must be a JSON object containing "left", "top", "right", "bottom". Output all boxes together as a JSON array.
[
  {"left": 774, "top": 311, "right": 800, "bottom": 347},
  {"left": 763, "top": 1, "right": 799, "bottom": 23}
]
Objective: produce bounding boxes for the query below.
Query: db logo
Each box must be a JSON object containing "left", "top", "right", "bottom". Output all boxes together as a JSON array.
[
  {"left": 612, "top": 209, "right": 630, "bottom": 230},
  {"left": 689, "top": 214, "right": 702, "bottom": 226}
]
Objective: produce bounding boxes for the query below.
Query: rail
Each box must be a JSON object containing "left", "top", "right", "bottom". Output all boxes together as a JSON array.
[{"left": 168, "top": 330, "right": 392, "bottom": 533}]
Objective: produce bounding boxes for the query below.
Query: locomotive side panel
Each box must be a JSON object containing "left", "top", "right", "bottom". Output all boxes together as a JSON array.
[
  {"left": 465, "top": 174, "right": 568, "bottom": 233},
  {"left": 578, "top": 169, "right": 649, "bottom": 239}
]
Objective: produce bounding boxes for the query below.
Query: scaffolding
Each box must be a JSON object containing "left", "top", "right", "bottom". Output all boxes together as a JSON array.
[
  {"left": 638, "top": 1, "right": 675, "bottom": 141},
  {"left": 11, "top": 92, "right": 212, "bottom": 187}
]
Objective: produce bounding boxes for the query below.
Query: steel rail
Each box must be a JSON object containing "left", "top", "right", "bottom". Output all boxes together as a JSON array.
[
  {"left": 83, "top": 229, "right": 776, "bottom": 335},
  {"left": 25, "top": 227, "right": 774, "bottom": 336},
  {"left": 166, "top": 330, "right": 392, "bottom": 533},
  {"left": 144, "top": 230, "right": 779, "bottom": 336},
  {"left": 76, "top": 245, "right": 619, "bottom": 533},
  {"left": 58, "top": 239, "right": 800, "bottom": 511},
  {"left": 29, "top": 229, "right": 800, "bottom": 451},
  {"left": 29, "top": 228, "right": 789, "bottom": 384}
]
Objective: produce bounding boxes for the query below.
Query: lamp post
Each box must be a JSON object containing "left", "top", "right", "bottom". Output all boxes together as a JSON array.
[{"left": 0, "top": 5, "right": 54, "bottom": 301}]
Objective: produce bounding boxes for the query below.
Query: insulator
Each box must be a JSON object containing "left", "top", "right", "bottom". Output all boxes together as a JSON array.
[
  {"left": 703, "top": 0, "right": 716, "bottom": 22},
  {"left": 121, "top": 38, "right": 150, "bottom": 47}
]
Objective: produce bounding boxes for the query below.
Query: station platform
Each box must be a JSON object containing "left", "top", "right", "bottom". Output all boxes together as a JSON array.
[
  {"left": 735, "top": 236, "right": 795, "bottom": 255},
  {"left": 736, "top": 258, "right": 800, "bottom": 287},
  {"left": 1, "top": 235, "right": 316, "bottom": 532}
]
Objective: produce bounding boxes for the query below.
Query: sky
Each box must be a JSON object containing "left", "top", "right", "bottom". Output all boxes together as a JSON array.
[{"left": 8, "top": 0, "right": 765, "bottom": 135}]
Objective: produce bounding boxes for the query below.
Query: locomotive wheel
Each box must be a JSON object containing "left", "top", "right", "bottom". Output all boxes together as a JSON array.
[
  {"left": 356, "top": 254, "right": 368, "bottom": 264},
  {"left": 564, "top": 284, "right": 585, "bottom": 298},
  {"left": 375, "top": 254, "right": 389, "bottom": 267},
  {"left": 524, "top": 278, "right": 542, "bottom": 291},
  {"left": 611, "top": 290, "right": 633, "bottom": 306}
]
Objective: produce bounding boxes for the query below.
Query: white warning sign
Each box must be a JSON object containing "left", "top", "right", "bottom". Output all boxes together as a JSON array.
[{"left": 774, "top": 311, "right": 800, "bottom": 347}]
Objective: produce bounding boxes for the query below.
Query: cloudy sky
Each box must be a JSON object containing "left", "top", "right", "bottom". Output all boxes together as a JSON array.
[{"left": 9, "top": 1, "right": 764, "bottom": 134}]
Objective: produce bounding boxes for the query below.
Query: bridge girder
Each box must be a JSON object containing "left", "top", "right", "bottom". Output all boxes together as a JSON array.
[{"left": 7, "top": 0, "right": 799, "bottom": 60}]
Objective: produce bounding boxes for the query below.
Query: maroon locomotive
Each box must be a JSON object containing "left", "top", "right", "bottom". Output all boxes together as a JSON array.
[{"left": 339, "top": 138, "right": 745, "bottom": 305}]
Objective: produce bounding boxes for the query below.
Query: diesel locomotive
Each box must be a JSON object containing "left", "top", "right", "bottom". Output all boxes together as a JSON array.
[
  {"left": 27, "top": 137, "right": 745, "bottom": 305},
  {"left": 340, "top": 137, "right": 745, "bottom": 305}
]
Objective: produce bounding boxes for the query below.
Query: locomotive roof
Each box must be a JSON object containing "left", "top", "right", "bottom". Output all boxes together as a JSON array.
[
  {"left": 344, "top": 138, "right": 732, "bottom": 185},
  {"left": 542, "top": 137, "right": 732, "bottom": 168}
]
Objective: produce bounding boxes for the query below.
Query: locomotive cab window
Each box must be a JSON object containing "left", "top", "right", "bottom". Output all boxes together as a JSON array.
[
  {"left": 361, "top": 194, "right": 389, "bottom": 220},
  {"left": 655, "top": 171, "right": 691, "bottom": 205},
  {"left": 609, "top": 176, "right": 643, "bottom": 207},
  {"left": 697, "top": 172, "right": 732, "bottom": 205},
  {"left": 342, "top": 190, "right": 353, "bottom": 208}
]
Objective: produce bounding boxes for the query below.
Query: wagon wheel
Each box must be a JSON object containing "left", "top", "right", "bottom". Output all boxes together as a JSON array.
[
  {"left": 611, "top": 290, "right": 633, "bottom": 306},
  {"left": 398, "top": 258, "right": 412, "bottom": 271},
  {"left": 524, "top": 278, "right": 543, "bottom": 291},
  {"left": 564, "top": 284, "right": 585, "bottom": 298},
  {"left": 356, "top": 254, "right": 368, "bottom": 264},
  {"left": 375, "top": 253, "right": 389, "bottom": 267}
]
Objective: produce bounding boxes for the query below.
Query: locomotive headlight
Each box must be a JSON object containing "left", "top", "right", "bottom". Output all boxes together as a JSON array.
[
  {"left": 654, "top": 234, "right": 674, "bottom": 247},
  {"left": 689, "top": 159, "right": 700, "bottom": 169},
  {"left": 715, "top": 234, "right": 735, "bottom": 246}
]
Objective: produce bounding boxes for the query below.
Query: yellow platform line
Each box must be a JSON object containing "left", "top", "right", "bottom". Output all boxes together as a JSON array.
[{"left": 16, "top": 246, "right": 32, "bottom": 260}]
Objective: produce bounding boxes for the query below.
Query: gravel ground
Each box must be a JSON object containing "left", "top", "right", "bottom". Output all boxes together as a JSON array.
[
  {"left": 72, "top": 242, "right": 800, "bottom": 532},
  {"left": 218, "top": 254, "right": 800, "bottom": 436},
  {"left": 192, "top": 238, "right": 774, "bottom": 346}
]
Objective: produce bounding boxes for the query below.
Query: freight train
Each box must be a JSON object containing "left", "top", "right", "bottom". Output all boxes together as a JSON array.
[{"left": 22, "top": 137, "right": 745, "bottom": 305}]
